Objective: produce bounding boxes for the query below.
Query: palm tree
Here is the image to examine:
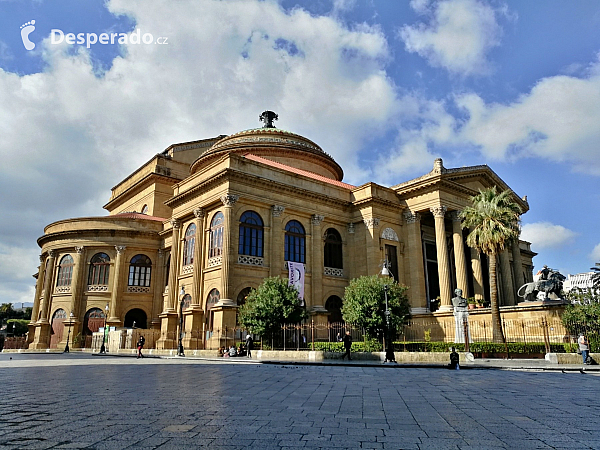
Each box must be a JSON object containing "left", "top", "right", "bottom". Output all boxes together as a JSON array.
[
  {"left": 460, "top": 187, "right": 522, "bottom": 343},
  {"left": 591, "top": 263, "right": 600, "bottom": 290}
]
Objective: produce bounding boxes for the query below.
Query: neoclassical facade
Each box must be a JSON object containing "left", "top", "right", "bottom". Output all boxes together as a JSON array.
[{"left": 28, "top": 114, "right": 536, "bottom": 350}]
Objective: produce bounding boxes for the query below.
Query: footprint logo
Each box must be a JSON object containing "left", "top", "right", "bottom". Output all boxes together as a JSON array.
[{"left": 20, "top": 20, "right": 36, "bottom": 50}]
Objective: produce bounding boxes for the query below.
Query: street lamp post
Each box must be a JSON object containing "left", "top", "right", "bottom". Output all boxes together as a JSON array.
[
  {"left": 381, "top": 260, "right": 396, "bottom": 363},
  {"left": 100, "top": 303, "right": 109, "bottom": 354},
  {"left": 178, "top": 287, "right": 185, "bottom": 357},
  {"left": 64, "top": 311, "right": 74, "bottom": 353}
]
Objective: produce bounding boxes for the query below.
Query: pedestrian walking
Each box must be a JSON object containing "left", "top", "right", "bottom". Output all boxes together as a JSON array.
[
  {"left": 245, "top": 334, "right": 253, "bottom": 358},
  {"left": 578, "top": 333, "right": 590, "bottom": 365},
  {"left": 342, "top": 331, "right": 352, "bottom": 360},
  {"left": 136, "top": 335, "right": 145, "bottom": 359},
  {"left": 449, "top": 347, "right": 459, "bottom": 370}
]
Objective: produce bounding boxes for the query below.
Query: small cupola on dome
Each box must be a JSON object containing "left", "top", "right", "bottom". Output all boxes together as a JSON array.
[{"left": 259, "top": 110, "right": 278, "bottom": 128}]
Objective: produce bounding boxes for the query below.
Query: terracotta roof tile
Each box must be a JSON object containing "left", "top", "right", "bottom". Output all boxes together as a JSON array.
[
  {"left": 244, "top": 154, "right": 355, "bottom": 190},
  {"left": 111, "top": 212, "right": 166, "bottom": 222}
]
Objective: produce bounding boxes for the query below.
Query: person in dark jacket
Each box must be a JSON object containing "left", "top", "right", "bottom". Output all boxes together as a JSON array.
[
  {"left": 342, "top": 331, "right": 352, "bottom": 360},
  {"left": 449, "top": 347, "right": 459, "bottom": 370},
  {"left": 136, "top": 335, "right": 145, "bottom": 359},
  {"left": 246, "top": 334, "right": 254, "bottom": 358}
]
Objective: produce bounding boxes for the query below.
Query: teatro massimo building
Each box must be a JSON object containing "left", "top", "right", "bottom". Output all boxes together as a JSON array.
[{"left": 28, "top": 112, "right": 536, "bottom": 350}]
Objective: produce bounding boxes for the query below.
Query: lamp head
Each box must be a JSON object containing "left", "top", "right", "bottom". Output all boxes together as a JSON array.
[
  {"left": 180, "top": 287, "right": 185, "bottom": 296},
  {"left": 381, "top": 266, "right": 390, "bottom": 277}
]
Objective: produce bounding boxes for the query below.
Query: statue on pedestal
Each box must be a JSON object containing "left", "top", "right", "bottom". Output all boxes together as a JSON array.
[{"left": 452, "top": 288, "right": 471, "bottom": 343}]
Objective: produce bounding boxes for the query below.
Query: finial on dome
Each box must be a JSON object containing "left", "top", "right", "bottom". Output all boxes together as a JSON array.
[
  {"left": 432, "top": 158, "right": 445, "bottom": 174},
  {"left": 259, "top": 110, "right": 278, "bottom": 128}
]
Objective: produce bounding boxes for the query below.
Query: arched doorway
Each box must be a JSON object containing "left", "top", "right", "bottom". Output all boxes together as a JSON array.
[
  {"left": 325, "top": 295, "right": 344, "bottom": 342},
  {"left": 50, "top": 309, "right": 66, "bottom": 348},
  {"left": 83, "top": 308, "right": 106, "bottom": 348},
  {"left": 124, "top": 308, "right": 147, "bottom": 329}
]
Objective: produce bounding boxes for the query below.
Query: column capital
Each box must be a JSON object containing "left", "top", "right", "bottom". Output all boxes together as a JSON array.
[
  {"left": 272, "top": 205, "right": 285, "bottom": 217},
  {"left": 170, "top": 219, "right": 181, "bottom": 229},
  {"left": 75, "top": 246, "right": 84, "bottom": 254},
  {"left": 449, "top": 210, "right": 462, "bottom": 222},
  {"left": 311, "top": 214, "right": 325, "bottom": 225},
  {"left": 347, "top": 223, "right": 355, "bottom": 234},
  {"left": 220, "top": 194, "right": 239, "bottom": 207},
  {"left": 115, "top": 245, "right": 127, "bottom": 254},
  {"left": 39, "top": 254, "right": 45, "bottom": 263},
  {"left": 363, "top": 218, "right": 380, "bottom": 229},
  {"left": 403, "top": 211, "right": 420, "bottom": 224},
  {"left": 430, "top": 205, "right": 447, "bottom": 218},
  {"left": 158, "top": 249, "right": 165, "bottom": 257},
  {"left": 193, "top": 207, "right": 204, "bottom": 218},
  {"left": 48, "top": 250, "right": 56, "bottom": 258}
]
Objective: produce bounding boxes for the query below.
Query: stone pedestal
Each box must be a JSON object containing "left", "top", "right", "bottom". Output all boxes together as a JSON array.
[
  {"left": 58, "top": 321, "right": 79, "bottom": 349},
  {"left": 182, "top": 307, "right": 205, "bottom": 350},
  {"left": 309, "top": 306, "right": 330, "bottom": 341},
  {"left": 207, "top": 300, "right": 238, "bottom": 349},
  {"left": 453, "top": 307, "right": 472, "bottom": 343},
  {"left": 156, "top": 312, "right": 178, "bottom": 349},
  {"left": 30, "top": 322, "right": 51, "bottom": 349}
]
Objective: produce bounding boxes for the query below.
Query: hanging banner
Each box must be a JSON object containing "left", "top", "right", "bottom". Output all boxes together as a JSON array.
[{"left": 288, "top": 261, "right": 305, "bottom": 306}]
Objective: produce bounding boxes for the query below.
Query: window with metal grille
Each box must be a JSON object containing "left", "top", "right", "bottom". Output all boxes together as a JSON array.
[
  {"left": 128, "top": 254, "right": 152, "bottom": 287},
  {"left": 285, "top": 220, "right": 305, "bottom": 263},
  {"left": 209, "top": 212, "right": 224, "bottom": 258},
  {"left": 88, "top": 253, "right": 110, "bottom": 285},
  {"left": 324, "top": 228, "right": 343, "bottom": 269},
  {"left": 56, "top": 255, "right": 74, "bottom": 286},
  {"left": 183, "top": 223, "right": 196, "bottom": 265},
  {"left": 239, "top": 211, "right": 264, "bottom": 257}
]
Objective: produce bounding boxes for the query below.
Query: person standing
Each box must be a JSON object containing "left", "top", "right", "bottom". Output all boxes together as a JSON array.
[
  {"left": 245, "top": 334, "right": 253, "bottom": 358},
  {"left": 136, "top": 335, "right": 145, "bottom": 359},
  {"left": 579, "top": 333, "right": 590, "bottom": 365},
  {"left": 342, "top": 331, "right": 352, "bottom": 360},
  {"left": 449, "top": 347, "right": 459, "bottom": 370}
]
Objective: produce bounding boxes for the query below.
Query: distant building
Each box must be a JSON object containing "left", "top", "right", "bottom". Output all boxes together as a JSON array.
[
  {"left": 28, "top": 112, "right": 536, "bottom": 350},
  {"left": 563, "top": 272, "right": 596, "bottom": 293}
]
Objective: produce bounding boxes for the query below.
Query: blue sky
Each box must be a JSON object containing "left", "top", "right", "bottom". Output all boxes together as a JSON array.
[{"left": 0, "top": 0, "right": 599, "bottom": 306}]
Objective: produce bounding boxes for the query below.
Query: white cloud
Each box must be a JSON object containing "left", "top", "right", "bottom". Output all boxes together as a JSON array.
[
  {"left": 455, "top": 60, "right": 600, "bottom": 174},
  {"left": 400, "top": 0, "right": 506, "bottom": 76},
  {"left": 591, "top": 243, "right": 600, "bottom": 262},
  {"left": 521, "top": 222, "right": 577, "bottom": 249}
]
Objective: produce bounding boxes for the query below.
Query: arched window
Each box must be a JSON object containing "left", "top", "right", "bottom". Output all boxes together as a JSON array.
[
  {"left": 182, "top": 294, "right": 192, "bottom": 310},
  {"left": 206, "top": 288, "right": 220, "bottom": 331},
  {"left": 124, "top": 308, "right": 148, "bottom": 329},
  {"left": 56, "top": 255, "right": 74, "bottom": 286},
  {"left": 285, "top": 220, "right": 305, "bottom": 263},
  {"left": 209, "top": 212, "right": 224, "bottom": 258},
  {"left": 183, "top": 224, "right": 196, "bottom": 265},
  {"left": 88, "top": 253, "right": 110, "bottom": 285},
  {"left": 128, "top": 254, "right": 152, "bottom": 287},
  {"left": 239, "top": 211, "right": 264, "bottom": 257},
  {"left": 324, "top": 228, "right": 343, "bottom": 269},
  {"left": 236, "top": 287, "right": 252, "bottom": 325},
  {"left": 165, "top": 255, "right": 171, "bottom": 288},
  {"left": 325, "top": 295, "right": 344, "bottom": 323},
  {"left": 140, "top": 204, "right": 148, "bottom": 214}
]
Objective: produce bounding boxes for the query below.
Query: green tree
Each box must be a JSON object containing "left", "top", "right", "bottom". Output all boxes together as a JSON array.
[
  {"left": 460, "top": 187, "right": 522, "bottom": 343},
  {"left": 562, "top": 289, "right": 600, "bottom": 352},
  {"left": 238, "top": 277, "right": 308, "bottom": 337},
  {"left": 591, "top": 262, "right": 600, "bottom": 289},
  {"left": 0, "top": 303, "right": 15, "bottom": 326},
  {"left": 6, "top": 319, "right": 29, "bottom": 336},
  {"left": 341, "top": 275, "right": 410, "bottom": 340}
]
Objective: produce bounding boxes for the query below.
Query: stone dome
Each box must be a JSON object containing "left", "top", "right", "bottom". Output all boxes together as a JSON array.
[{"left": 189, "top": 127, "right": 344, "bottom": 181}]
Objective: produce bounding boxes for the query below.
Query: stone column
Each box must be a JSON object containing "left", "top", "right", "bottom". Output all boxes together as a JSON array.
[
  {"left": 167, "top": 220, "right": 181, "bottom": 311},
  {"left": 69, "top": 246, "right": 86, "bottom": 318},
  {"left": 191, "top": 208, "right": 205, "bottom": 306},
  {"left": 470, "top": 247, "right": 485, "bottom": 304},
  {"left": 403, "top": 211, "right": 428, "bottom": 313},
  {"left": 310, "top": 214, "right": 325, "bottom": 310},
  {"left": 220, "top": 194, "right": 239, "bottom": 300},
  {"left": 346, "top": 223, "right": 355, "bottom": 280},
  {"left": 450, "top": 211, "right": 469, "bottom": 296},
  {"left": 151, "top": 249, "right": 165, "bottom": 330},
  {"left": 39, "top": 250, "right": 56, "bottom": 323},
  {"left": 499, "top": 247, "right": 516, "bottom": 306},
  {"left": 511, "top": 239, "right": 525, "bottom": 297},
  {"left": 108, "top": 245, "right": 126, "bottom": 325},
  {"left": 30, "top": 255, "right": 46, "bottom": 324},
  {"left": 270, "top": 205, "right": 285, "bottom": 277},
  {"left": 363, "top": 217, "right": 380, "bottom": 276},
  {"left": 430, "top": 206, "right": 452, "bottom": 312}
]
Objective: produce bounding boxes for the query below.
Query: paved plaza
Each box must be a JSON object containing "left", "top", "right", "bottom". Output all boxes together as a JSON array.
[{"left": 0, "top": 354, "right": 599, "bottom": 449}]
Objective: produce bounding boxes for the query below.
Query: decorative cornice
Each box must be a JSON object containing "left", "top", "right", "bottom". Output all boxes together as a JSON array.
[
  {"left": 75, "top": 246, "right": 84, "bottom": 254},
  {"left": 272, "top": 205, "right": 285, "bottom": 217},
  {"left": 363, "top": 218, "right": 380, "bottom": 229},
  {"left": 347, "top": 223, "right": 355, "bottom": 234},
  {"left": 193, "top": 208, "right": 204, "bottom": 218},
  {"left": 115, "top": 245, "right": 127, "bottom": 254},
  {"left": 311, "top": 214, "right": 325, "bottom": 225},
  {"left": 430, "top": 205, "right": 447, "bottom": 218},
  {"left": 403, "top": 211, "right": 420, "bottom": 224},
  {"left": 220, "top": 194, "right": 239, "bottom": 207}
]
